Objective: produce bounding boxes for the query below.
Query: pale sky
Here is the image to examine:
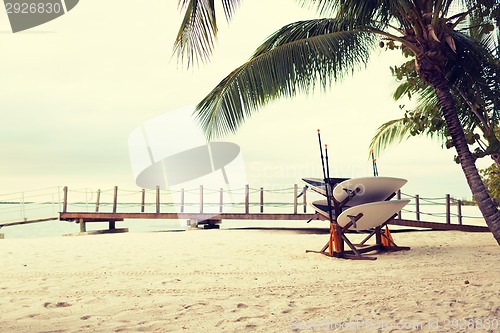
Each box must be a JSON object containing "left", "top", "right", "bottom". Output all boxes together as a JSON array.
[{"left": 0, "top": 0, "right": 490, "bottom": 199}]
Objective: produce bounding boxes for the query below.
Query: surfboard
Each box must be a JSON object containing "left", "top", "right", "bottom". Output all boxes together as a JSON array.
[
  {"left": 332, "top": 177, "right": 407, "bottom": 206},
  {"left": 337, "top": 200, "right": 410, "bottom": 231},
  {"left": 310, "top": 199, "right": 338, "bottom": 219},
  {"left": 302, "top": 177, "right": 350, "bottom": 197}
]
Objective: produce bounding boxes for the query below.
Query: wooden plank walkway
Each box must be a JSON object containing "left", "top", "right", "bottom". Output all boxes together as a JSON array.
[
  {"left": 59, "top": 212, "right": 490, "bottom": 232},
  {"left": 389, "top": 218, "right": 489, "bottom": 232},
  {"left": 0, "top": 217, "right": 58, "bottom": 228},
  {"left": 59, "top": 212, "right": 318, "bottom": 222}
]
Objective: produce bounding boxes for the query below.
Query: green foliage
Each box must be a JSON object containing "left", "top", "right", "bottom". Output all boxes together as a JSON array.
[{"left": 479, "top": 164, "right": 500, "bottom": 205}]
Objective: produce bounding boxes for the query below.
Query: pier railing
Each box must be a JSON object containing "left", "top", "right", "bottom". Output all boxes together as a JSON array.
[
  {"left": 0, "top": 185, "right": 488, "bottom": 229},
  {"left": 0, "top": 187, "right": 61, "bottom": 227}
]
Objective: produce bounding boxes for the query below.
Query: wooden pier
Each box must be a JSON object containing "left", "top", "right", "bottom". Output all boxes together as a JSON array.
[
  {"left": 58, "top": 186, "right": 491, "bottom": 233},
  {"left": 0, "top": 217, "right": 58, "bottom": 228}
]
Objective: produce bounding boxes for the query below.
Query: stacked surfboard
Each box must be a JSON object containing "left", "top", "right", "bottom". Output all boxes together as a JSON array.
[{"left": 303, "top": 177, "right": 409, "bottom": 231}]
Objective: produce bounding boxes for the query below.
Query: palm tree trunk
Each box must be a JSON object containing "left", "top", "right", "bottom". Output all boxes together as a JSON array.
[
  {"left": 427, "top": 71, "right": 500, "bottom": 245},
  {"left": 491, "top": 154, "right": 500, "bottom": 171}
]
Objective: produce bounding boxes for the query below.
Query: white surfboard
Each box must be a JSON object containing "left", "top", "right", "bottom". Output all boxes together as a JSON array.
[
  {"left": 332, "top": 177, "right": 407, "bottom": 206},
  {"left": 337, "top": 200, "right": 410, "bottom": 231},
  {"left": 302, "top": 177, "right": 349, "bottom": 197}
]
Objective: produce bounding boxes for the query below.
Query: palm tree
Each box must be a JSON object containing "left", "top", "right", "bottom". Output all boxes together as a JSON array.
[
  {"left": 175, "top": 0, "right": 500, "bottom": 245},
  {"left": 370, "top": 17, "right": 499, "bottom": 169}
]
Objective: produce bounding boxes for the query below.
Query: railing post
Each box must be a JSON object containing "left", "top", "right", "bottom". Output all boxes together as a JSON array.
[
  {"left": 446, "top": 194, "right": 451, "bottom": 224},
  {"left": 219, "top": 188, "right": 223, "bottom": 213},
  {"left": 397, "top": 190, "right": 401, "bottom": 219},
  {"left": 112, "top": 186, "right": 118, "bottom": 213},
  {"left": 180, "top": 188, "right": 185, "bottom": 213},
  {"left": 20, "top": 192, "right": 25, "bottom": 221},
  {"left": 245, "top": 185, "right": 249, "bottom": 214},
  {"left": 457, "top": 199, "right": 462, "bottom": 225},
  {"left": 303, "top": 186, "right": 307, "bottom": 213},
  {"left": 415, "top": 194, "right": 420, "bottom": 221},
  {"left": 141, "top": 189, "right": 145, "bottom": 213},
  {"left": 95, "top": 189, "right": 101, "bottom": 212},
  {"left": 260, "top": 187, "right": 264, "bottom": 213},
  {"left": 63, "top": 186, "right": 68, "bottom": 213},
  {"left": 293, "top": 184, "right": 298, "bottom": 214},
  {"left": 79, "top": 218, "right": 86, "bottom": 233},
  {"left": 156, "top": 186, "right": 160, "bottom": 214},
  {"left": 200, "top": 185, "right": 203, "bottom": 213}
]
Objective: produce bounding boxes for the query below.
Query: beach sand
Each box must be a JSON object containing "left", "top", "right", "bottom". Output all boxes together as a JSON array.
[{"left": 0, "top": 228, "right": 499, "bottom": 332}]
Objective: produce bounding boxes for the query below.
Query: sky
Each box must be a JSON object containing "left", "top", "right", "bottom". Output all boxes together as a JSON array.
[{"left": 0, "top": 0, "right": 491, "bottom": 200}]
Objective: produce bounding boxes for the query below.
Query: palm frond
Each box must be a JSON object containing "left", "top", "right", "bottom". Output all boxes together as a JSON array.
[
  {"left": 393, "top": 81, "right": 412, "bottom": 100},
  {"left": 369, "top": 118, "right": 413, "bottom": 157},
  {"left": 298, "top": 0, "right": 417, "bottom": 30},
  {"left": 175, "top": 0, "right": 241, "bottom": 67},
  {"left": 194, "top": 18, "right": 377, "bottom": 138}
]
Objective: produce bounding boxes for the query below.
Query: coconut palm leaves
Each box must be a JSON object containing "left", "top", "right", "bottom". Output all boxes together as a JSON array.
[
  {"left": 175, "top": 0, "right": 241, "bottom": 66},
  {"left": 196, "top": 19, "right": 376, "bottom": 137}
]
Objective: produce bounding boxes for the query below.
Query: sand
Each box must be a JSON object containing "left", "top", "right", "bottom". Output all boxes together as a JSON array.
[{"left": 0, "top": 228, "right": 499, "bottom": 332}]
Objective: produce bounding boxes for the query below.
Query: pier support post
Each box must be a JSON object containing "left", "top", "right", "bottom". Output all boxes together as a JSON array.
[
  {"left": 303, "top": 186, "right": 307, "bottom": 213},
  {"left": 188, "top": 219, "right": 199, "bottom": 229},
  {"left": 156, "top": 186, "right": 160, "bottom": 214},
  {"left": 219, "top": 188, "right": 224, "bottom": 213},
  {"left": 141, "top": 189, "right": 145, "bottom": 213},
  {"left": 446, "top": 194, "right": 451, "bottom": 224},
  {"left": 63, "top": 186, "right": 68, "bottom": 213},
  {"left": 293, "top": 184, "right": 298, "bottom": 214},
  {"left": 397, "top": 190, "right": 402, "bottom": 219},
  {"left": 95, "top": 189, "right": 101, "bottom": 212},
  {"left": 457, "top": 200, "right": 462, "bottom": 225},
  {"left": 415, "top": 194, "right": 420, "bottom": 221},
  {"left": 245, "top": 185, "right": 249, "bottom": 214},
  {"left": 260, "top": 187, "right": 264, "bottom": 213},
  {"left": 113, "top": 186, "right": 118, "bottom": 213},
  {"left": 79, "top": 218, "right": 86, "bottom": 233}
]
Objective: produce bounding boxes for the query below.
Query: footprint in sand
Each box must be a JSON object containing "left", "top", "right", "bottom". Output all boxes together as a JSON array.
[
  {"left": 237, "top": 303, "right": 248, "bottom": 309},
  {"left": 43, "top": 302, "right": 71, "bottom": 308}
]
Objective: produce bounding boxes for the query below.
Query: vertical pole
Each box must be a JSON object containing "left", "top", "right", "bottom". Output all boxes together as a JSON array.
[
  {"left": 457, "top": 200, "right": 462, "bottom": 225},
  {"left": 95, "top": 189, "right": 101, "bottom": 212},
  {"left": 415, "top": 194, "right": 420, "bottom": 221},
  {"left": 200, "top": 185, "right": 203, "bottom": 214},
  {"left": 219, "top": 188, "right": 223, "bottom": 213},
  {"left": 446, "top": 194, "right": 451, "bottom": 224},
  {"left": 141, "top": 189, "right": 145, "bottom": 213},
  {"left": 85, "top": 188, "right": 89, "bottom": 212},
  {"left": 375, "top": 226, "right": 382, "bottom": 246},
  {"left": 303, "top": 186, "right": 307, "bottom": 213},
  {"left": 63, "top": 186, "right": 68, "bottom": 213},
  {"left": 112, "top": 186, "right": 118, "bottom": 213},
  {"left": 58, "top": 186, "right": 62, "bottom": 213},
  {"left": 293, "top": 184, "right": 298, "bottom": 214},
  {"left": 397, "top": 190, "right": 401, "bottom": 219},
  {"left": 180, "top": 188, "right": 185, "bottom": 213},
  {"left": 79, "top": 218, "right": 86, "bottom": 233},
  {"left": 156, "top": 186, "right": 160, "bottom": 214},
  {"left": 260, "top": 187, "right": 264, "bottom": 213},
  {"left": 21, "top": 192, "right": 25, "bottom": 221},
  {"left": 245, "top": 185, "right": 249, "bottom": 214},
  {"left": 51, "top": 193, "right": 55, "bottom": 216}
]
